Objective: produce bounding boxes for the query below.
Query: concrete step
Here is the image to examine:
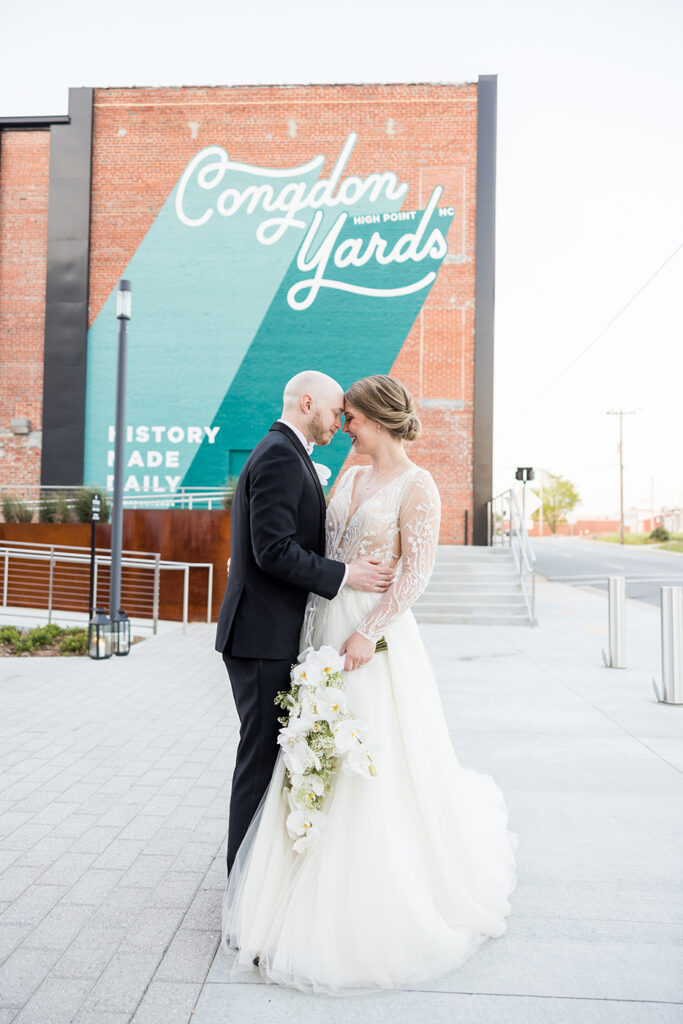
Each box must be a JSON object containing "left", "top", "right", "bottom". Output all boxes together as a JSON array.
[
  {"left": 416, "top": 594, "right": 528, "bottom": 608},
  {"left": 415, "top": 599, "right": 529, "bottom": 613},
  {"left": 426, "top": 582, "right": 525, "bottom": 594},
  {"left": 413, "top": 610, "right": 531, "bottom": 625},
  {"left": 434, "top": 546, "right": 514, "bottom": 558},
  {"left": 430, "top": 568, "right": 520, "bottom": 580}
]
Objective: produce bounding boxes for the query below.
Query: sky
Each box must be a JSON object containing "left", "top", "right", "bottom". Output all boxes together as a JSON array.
[{"left": 2, "top": 0, "right": 682, "bottom": 518}]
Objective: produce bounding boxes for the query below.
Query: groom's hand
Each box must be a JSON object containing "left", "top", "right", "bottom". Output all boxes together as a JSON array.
[
  {"left": 340, "top": 632, "right": 375, "bottom": 671},
  {"left": 346, "top": 558, "right": 394, "bottom": 593}
]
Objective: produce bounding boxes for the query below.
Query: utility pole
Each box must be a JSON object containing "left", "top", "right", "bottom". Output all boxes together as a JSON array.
[{"left": 606, "top": 408, "right": 637, "bottom": 545}]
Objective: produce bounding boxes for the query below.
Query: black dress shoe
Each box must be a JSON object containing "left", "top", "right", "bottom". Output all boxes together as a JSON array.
[{"left": 253, "top": 955, "right": 260, "bottom": 967}]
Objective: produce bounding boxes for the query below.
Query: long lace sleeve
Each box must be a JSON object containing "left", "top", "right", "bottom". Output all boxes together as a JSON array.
[{"left": 356, "top": 469, "right": 441, "bottom": 643}]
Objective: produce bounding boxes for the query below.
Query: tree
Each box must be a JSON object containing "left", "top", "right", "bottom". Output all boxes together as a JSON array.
[{"left": 530, "top": 473, "right": 580, "bottom": 534}]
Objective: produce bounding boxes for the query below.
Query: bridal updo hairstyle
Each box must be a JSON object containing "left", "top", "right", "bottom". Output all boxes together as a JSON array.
[{"left": 344, "top": 375, "right": 422, "bottom": 442}]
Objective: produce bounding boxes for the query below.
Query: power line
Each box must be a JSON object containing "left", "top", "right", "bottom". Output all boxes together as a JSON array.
[{"left": 517, "top": 240, "right": 683, "bottom": 420}]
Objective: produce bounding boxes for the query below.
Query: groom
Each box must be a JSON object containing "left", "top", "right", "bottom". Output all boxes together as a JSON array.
[{"left": 216, "top": 370, "right": 394, "bottom": 874}]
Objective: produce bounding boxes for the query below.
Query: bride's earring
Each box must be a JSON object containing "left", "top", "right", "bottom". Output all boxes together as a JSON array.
[{"left": 376, "top": 425, "right": 381, "bottom": 432}]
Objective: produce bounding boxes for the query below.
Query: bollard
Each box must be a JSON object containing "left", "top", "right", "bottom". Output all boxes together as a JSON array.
[
  {"left": 602, "top": 576, "right": 626, "bottom": 669},
  {"left": 652, "top": 587, "right": 683, "bottom": 705}
]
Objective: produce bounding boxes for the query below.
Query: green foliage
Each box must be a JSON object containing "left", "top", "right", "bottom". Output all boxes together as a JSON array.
[
  {"left": 1, "top": 494, "right": 33, "bottom": 523},
  {"left": 530, "top": 473, "right": 581, "bottom": 534},
  {"left": 73, "top": 487, "right": 111, "bottom": 523},
  {"left": 0, "top": 623, "right": 89, "bottom": 655},
  {"left": 38, "top": 492, "right": 59, "bottom": 522},
  {"left": 650, "top": 525, "right": 670, "bottom": 542},
  {"left": 56, "top": 628, "right": 89, "bottom": 655},
  {"left": 222, "top": 477, "right": 239, "bottom": 511},
  {"left": 0, "top": 625, "right": 21, "bottom": 646},
  {"left": 38, "top": 491, "right": 75, "bottom": 523}
]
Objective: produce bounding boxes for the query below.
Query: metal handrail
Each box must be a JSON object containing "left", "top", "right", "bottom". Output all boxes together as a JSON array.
[
  {"left": 0, "top": 543, "right": 214, "bottom": 633},
  {"left": 0, "top": 484, "right": 231, "bottom": 512},
  {"left": 486, "top": 488, "right": 537, "bottom": 625}
]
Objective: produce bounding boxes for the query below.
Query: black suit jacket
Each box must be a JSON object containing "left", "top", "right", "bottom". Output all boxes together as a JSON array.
[{"left": 215, "top": 422, "right": 346, "bottom": 660}]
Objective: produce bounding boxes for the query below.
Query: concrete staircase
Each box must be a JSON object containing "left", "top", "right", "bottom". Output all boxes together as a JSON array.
[{"left": 413, "top": 545, "right": 533, "bottom": 625}]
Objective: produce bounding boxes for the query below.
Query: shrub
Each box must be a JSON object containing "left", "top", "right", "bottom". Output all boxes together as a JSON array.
[
  {"left": 38, "top": 492, "right": 59, "bottom": 522},
  {"left": 56, "top": 628, "right": 89, "bottom": 655},
  {"left": 73, "top": 487, "right": 111, "bottom": 523},
  {"left": 0, "top": 623, "right": 89, "bottom": 655},
  {"left": 650, "top": 525, "right": 670, "bottom": 542},
  {"left": 0, "top": 625, "right": 21, "bottom": 647},
  {"left": 38, "top": 491, "right": 75, "bottom": 523},
  {"left": 1, "top": 494, "right": 33, "bottom": 523}
]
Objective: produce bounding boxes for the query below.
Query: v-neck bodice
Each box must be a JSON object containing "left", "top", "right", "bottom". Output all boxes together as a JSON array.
[
  {"left": 300, "top": 461, "right": 441, "bottom": 648},
  {"left": 327, "top": 465, "right": 419, "bottom": 565}
]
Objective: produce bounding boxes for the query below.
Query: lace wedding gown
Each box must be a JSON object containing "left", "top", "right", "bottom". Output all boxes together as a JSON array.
[{"left": 222, "top": 464, "right": 518, "bottom": 994}]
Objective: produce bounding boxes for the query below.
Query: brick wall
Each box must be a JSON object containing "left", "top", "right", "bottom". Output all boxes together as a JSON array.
[
  {"left": 88, "top": 83, "right": 480, "bottom": 543},
  {"left": 0, "top": 130, "right": 50, "bottom": 493}
]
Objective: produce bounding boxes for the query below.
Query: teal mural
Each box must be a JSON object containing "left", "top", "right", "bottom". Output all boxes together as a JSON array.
[{"left": 84, "top": 134, "right": 452, "bottom": 498}]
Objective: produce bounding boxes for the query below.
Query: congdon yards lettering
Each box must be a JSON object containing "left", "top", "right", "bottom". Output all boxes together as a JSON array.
[{"left": 175, "top": 133, "right": 449, "bottom": 311}]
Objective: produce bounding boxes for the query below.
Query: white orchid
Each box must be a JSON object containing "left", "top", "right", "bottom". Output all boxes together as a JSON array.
[
  {"left": 332, "top": 718, "right": 367, "bottom": 754},
  {"left": 278, "top": 714, "right": 316, "bottom": 741},
  {"left": 281, "top": 738, "right": 321, "bottom": 776},
  {"left": 308, "top": 645, "right": 346, "bottom": 676},
  {"left": 291, "top": 660, "right": 317, "bottom": 688},
  {"left": 311, "top": 685, "right": 348, "bottom": 724},
  {"left": 342, "top": 743, "right": 380, "bottom": 779},
  {"left": 286, "top": 806, "right": 325, "bottom": 838}
]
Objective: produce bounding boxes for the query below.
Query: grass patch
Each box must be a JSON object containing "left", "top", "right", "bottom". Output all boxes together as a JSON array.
[{"left": 593, "top": 531, "right": 683, "bottom": 548}]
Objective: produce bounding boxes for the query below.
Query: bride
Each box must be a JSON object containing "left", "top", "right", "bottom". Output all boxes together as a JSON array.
[{"left": 222, "top": 374, "right": 518, "bottom": 994}]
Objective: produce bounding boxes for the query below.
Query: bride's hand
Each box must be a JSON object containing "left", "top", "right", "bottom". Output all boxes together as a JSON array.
[{"left": 340, "top": 632, "right": 375, "bottom": 672}]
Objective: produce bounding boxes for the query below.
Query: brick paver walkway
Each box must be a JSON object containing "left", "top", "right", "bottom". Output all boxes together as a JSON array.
[{"left": 0, "top": 625, "right": 234, "bottom": 1023}]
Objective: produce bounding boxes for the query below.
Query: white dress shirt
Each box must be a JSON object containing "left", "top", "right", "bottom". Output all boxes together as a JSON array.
[{"left": 277, "top": 418, "right": 349, "bottom": 590}]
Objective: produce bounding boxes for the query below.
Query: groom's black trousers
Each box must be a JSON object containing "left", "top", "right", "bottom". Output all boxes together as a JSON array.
[{"left": 223, "top": 652, "right": 291, "bottom": 875}]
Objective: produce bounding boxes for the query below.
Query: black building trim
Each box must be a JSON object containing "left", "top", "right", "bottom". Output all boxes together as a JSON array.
[
  {"left": 40, "top": 88, "right": 94, "bottom": 486},
  {"left": 472, "top": 74, "right": 497, "bottom": 545}
]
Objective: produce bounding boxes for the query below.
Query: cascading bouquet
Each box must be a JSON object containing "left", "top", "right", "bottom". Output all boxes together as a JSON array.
[{"left": 274, "top": 645, "right": 379, "bottom": 854}]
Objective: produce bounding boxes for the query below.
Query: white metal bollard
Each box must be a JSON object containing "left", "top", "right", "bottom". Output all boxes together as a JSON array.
[
  {"left": 602, "top": 576, "right": 626, "bottom": 668},
  {"left": 652, "top": 587, "right": 683, "bottom": 705}
]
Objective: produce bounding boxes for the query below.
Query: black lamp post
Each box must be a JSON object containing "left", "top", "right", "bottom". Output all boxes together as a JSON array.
[
  {"left": 112, "top": 608, "right": 131, "bottom": 656},
  {"left": 88, "top": 608, "right": 113, "bottom": 660},
  {"left": 111, "top": 280, "right": 131, "bottom": 645}
]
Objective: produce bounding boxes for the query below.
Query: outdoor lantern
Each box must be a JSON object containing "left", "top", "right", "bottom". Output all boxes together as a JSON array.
[
  {"left": 116, "top": 279, "right": 132, "bottom": 320},
  {"left": 89, "top": 608, "right": 113, "bottom": 660},
  {"left": 112, "top": 609, "right": 131, "bottom": 656}
]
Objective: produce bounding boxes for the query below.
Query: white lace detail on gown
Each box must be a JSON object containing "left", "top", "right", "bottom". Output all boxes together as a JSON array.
[{"left": 301, "top": 464, "right": 440, "bottom": 647}]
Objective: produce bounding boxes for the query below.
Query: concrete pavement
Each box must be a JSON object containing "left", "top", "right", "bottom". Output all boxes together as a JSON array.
[{"left": 0, "top": 576, "right": 682, "bottom": 1022}]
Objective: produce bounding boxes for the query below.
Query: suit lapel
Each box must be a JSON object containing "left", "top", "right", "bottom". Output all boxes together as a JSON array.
[{"left": 269, "top": 422, "right": 327, "bottom": 542}]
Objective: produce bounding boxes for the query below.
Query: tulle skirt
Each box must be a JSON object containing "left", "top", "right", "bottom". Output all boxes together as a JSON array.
[{"left": 221, "top": 587, "right": 518, "bottom": 995}]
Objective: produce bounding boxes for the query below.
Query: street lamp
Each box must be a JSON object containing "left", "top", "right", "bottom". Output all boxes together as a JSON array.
[
  {"left": 515, "top": 467, "right": 534, "bottom": 526},
  {"left": 112, "top": 607, "right": 131, "bottom": 656},
  {"left": 88, "top": 608, "right": 112, "bottom": 660},
  {"left": 110, "top": 280, "right": 131, "bottom": 638}
]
